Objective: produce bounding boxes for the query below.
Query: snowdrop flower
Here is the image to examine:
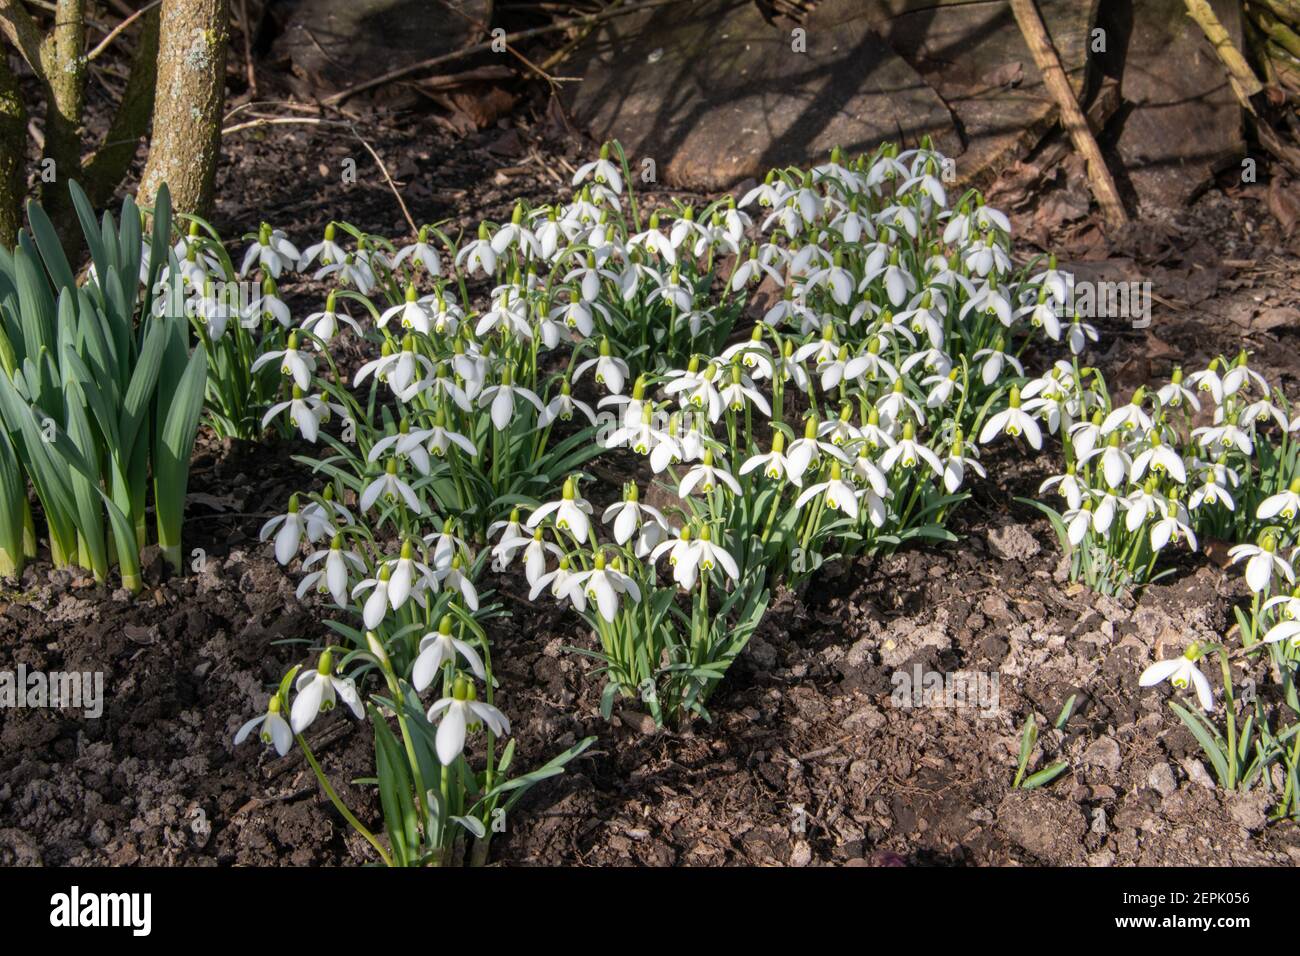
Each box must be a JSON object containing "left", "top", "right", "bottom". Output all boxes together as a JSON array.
[
  {"left": 881, "top": 421, "right": 943, "bottom": 477},
  {"left": 573, "top": 338, "right": 630, "bottom": 395},
  {"left": 1228, "top": 536, "right": 1294, "bottom": 594},
  {"left": 478, "top": 368, "right": 546, "bottom": 431},
  {"left": 1221, "top": 352, "right": 1268, "bottom": 397},
  {"left": 476, "top": 285, "right": 532, "bottom": 340},
  {"left": 297, "top": 534, "right": 365, "bottom": 607},
  {"left": 241, "top": 223, "right": 300, "bottom": 278},
  {"left": 1081, "top": 432, "right": 1132, "bottom": 490},
  {"left": 349, "top": 565, "right": 394, "bottom": 630},
  {"left": 1123, "top": 480, "right": 1166, "bottom": 532},
  {"left": 261, "top": 388, "right": 340, "bottom": 443},
  {"left": 1188, "top": 475, "right": 1235, "bottom": 512},
  {"left": 1130, "top": 432, "right": 1187, "bottom": 484},
  {"left": 252, "top": 332, "right": 316, "bottom": 390},
  {"left": 241, "top": 275, "right": 293, "bottom": 329},
  {"left": 943, "top": 431, "right": 986, "bottom": 494},
  {"left": 650, "top": 527, "right": 702, "bottom": 591},
  {"left": 360, "top": 459, "right": 423, "bottom": 514},
  {"left": 235, "top": 694, "right": 294, "bottom": 757},
  {"left": 456, "top": 223, "right": 498, "bottom": 276},
  {"left": 923, "top": 369, "right": 963, "bottom": 408},
  {"left": 1262, "top": 589, "right": 1300, "bottom": 646},
  {"left": 679, "top": 449, "right": 742, "bottom": 497},
  {"left": 1063, "top": 500, "right": 1095, "bottom": 547},
  {"left": 628, "top": 213, "right": 676, "bottom": 265},
  {"left": 538, "top": 380, "right": 596, "bottom": 428},
  {"left": 566, "top": 552, "right": 641, "bottom": 622},
  {"left": 527, "top": 477, "right": 593, "bottom": 543},
  {"left": 491, "top": 204, "right": 542, "bottom": 258},
  {"left": 1150, "top": 498, "right": 1197, "bottom": 552},
  {"left": 1040, "top": 465, "right": 1086, "bottom": 511},
  {"left": 719, "top": 364, "right": 771, "bottom": 415},
  {"left": 1192, "top": 418, "right": 1253, "bottom": 456},
  {"left": 741, "top": 431, "right": 800, "bottom": 486},
  {"left": 531, "top": 556, "right": 586, "bottom": 611},
  {"left": 1066, "top": 318, "right": 1099, "bottom": 355},
  {"left": 572, "top": 144, "right": 623, "bottom": 194},
  {"left": 687, "top": 526, "right": 740, "bottom": 585},
  {"left": 260, "top": 494, "right": 314, "bottom": 565},
  {"left": 505, "top": 528, "right": 563, "bottom": 589},
  {"left": 291, "top": 651, "right": 364, "bottom": 733},
  {"left": 392, "top": 225, "right": 443, "bottom": 275},
  {"left": 379, "top": 284, "right": 434, "bottom": 334},
  {"left": 979, "top": 387, "right": 1042, "bottom": 450},
  {"left": 298, "top": 223, "right": 347, "bottom": 270},
  {"left": 796, "top": 461, "right": 860, "bottom": 519},
  {"left": 413, "top": 615, "right": 487, "bottom": 689},
  {"left": 602, "top": 483, "right": 669, "bottom": 547},
  {"left": 1257, "top": 478, "right": 1300, "bottom": 523},
  {"left": 1155, "top": 367, "right": 1200, "bottom": 412},
  {"left": 427, "top": 676, "right": 510, "bottom": 765},
  {"left": 236, "top": 697, "right": 295, "bottom": 754},
  {"left": 314, "top": 253, "right": 375, "bottom": 294},
  {"left": 383, "top": 539, "right": 439, "bottom": 609},
  {"left": 1029, "top": 254, "right": 1072, "bottom": 305},
  {"left": 973, "top": 340, "right": 1023, "bottom": 386},
  {"left": 434, "top": 555, "right": 480, "bottom": 611},
  {"left": 1101, "top": 388, "right": 1153, "bottom": 435},
  {"left": 1139, "top": 646, "right": 1213, "bottom": 712}
]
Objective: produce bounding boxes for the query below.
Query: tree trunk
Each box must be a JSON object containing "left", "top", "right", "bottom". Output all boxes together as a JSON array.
[
  {"left": 84, "top": 8, "right": 160, "bottom": 208},
  {"left": 137, "top": 0, "right": 229, "bottom": 218},
  {"left": 0, "top": 52, "right": 24, "bottom": 247},
  {"left": 40, "top": 0, "right": 87, "bottom": 240}
]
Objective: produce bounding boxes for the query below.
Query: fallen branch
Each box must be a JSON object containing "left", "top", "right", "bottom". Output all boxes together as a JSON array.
[
  {"left": 1010, "top": 0, "right": 1129, "bottom": 229},
  {"left": 1184, "top": 0, "right": 1264, "bottom": 110}
]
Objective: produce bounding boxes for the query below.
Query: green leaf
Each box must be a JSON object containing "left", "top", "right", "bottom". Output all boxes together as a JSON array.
[
  {"left": 1169, "top": 701, "right": 1229, "bottom": 788},
  {"left": 1022, "top": 762, "right": 1069, "bottom": 790},
  {"left": 153, "top": 342, "right": 208, "bottom": 567}
]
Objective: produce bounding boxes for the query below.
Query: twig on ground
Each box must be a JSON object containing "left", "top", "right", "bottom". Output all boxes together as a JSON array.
[{"left": 1010, "top": 0, "right": 1129, "bottom": 229}]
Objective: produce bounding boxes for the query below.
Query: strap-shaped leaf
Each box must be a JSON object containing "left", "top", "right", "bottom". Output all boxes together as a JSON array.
[
  {"left": 153, "top": 341, "right": 207, "bottom": 563},
  {"left": 63, "top": 381, "right": 109, "bottom": 579},
  {"left": 0, "top": 372, "right": 78, "bottom": 548},
  {"left": 118, "top": 317, "right": 166, "bottom": 455},
  {"left": 0, "top": 426, "right": 24, "bottom": 567},
  {"left": 25, "top": 199, "right": 77, "bottom": 293},
  {"left": 13, "top": 243, "right": 55, "bottom": 361},
  {"left": 68, "top": 180, "right": 109, "bottom": 283},
  {"left": 142, "top": 185, "right": 172, "bottom": 316}
]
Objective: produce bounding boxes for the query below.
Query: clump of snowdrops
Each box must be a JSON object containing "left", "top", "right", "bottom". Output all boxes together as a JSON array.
[
  {"left": 233, "top": 135, "right": 1112, "bottom": 860},
  {"left": 1018, "top": 326, "right": 1300, "bottom": 813}
]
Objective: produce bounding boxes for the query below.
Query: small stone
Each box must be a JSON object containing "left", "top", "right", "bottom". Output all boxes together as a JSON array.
[
  {"left": 1083, "top": 736, "right": 1122, "bottom": 773},
  {"left": 1147, "top": 762, "right": 1177, "bottom": 797},
  {"left": 1181, "top": 758, "right": 1217, "bottom": 791}
]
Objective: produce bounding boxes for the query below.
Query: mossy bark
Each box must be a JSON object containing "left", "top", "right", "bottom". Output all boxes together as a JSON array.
[
  {"left": 84, "top": 7, "right": 160, "bottom": 207},
  {"left": 0, "top": 51, "right": 25, "bottom": 248},
  {"left": 137, "top": 0, "right": 229, "bottom": 219},
  {"left": 39, "top": 0, "right": 87, "bottom": 241}
]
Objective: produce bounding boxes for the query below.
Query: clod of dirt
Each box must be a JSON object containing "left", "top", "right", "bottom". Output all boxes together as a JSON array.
[
  {"left": 986, "top": 524, "right": 1042, "bottom": 562},
  {"left": 997, "top": 791, "right": 1087, "bottom": 864}
]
